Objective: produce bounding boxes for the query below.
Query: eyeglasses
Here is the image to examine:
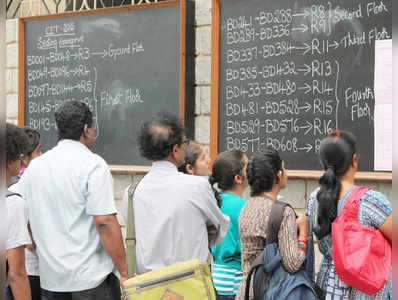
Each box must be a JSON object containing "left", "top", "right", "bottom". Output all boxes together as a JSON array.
[{"left": 181, "top": 139, "right": 190, "bottom": 146}]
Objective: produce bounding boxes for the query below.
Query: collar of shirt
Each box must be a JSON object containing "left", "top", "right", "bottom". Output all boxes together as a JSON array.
[
  {"left": 57, "top": 139, "right": 91, "bottom": 153},
  {"left": 151, "top": 160, "right": 179, "bottom": 173}
]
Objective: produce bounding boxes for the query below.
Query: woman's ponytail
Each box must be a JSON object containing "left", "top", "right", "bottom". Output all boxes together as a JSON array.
[
  {"left": 314, "top": 130, "right": 357, "bottom": 240},
  {"left": 209, "top": 175, "right": 222, "bottom": 207},
  {"left": 314, "top": 166, "right": 341, "bottom": 239}
]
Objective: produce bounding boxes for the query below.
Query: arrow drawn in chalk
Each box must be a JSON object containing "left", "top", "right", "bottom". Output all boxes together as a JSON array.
[
  {"left": 298, "top": 83, "right": 312, "bottom": 94},
  {"left": 299, "top": 143, "right": 313, "bottom": 153},
  {"left": 292, "top": 24, "right": 309, "bottom": 33}
]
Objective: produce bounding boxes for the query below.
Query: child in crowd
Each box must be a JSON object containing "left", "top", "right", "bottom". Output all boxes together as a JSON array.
[
  {"left": 178, "top": 140, "right": 211, "bottom": 176},
  {"left": 209, "top": 150, "right": 248, "bottom": 300}
]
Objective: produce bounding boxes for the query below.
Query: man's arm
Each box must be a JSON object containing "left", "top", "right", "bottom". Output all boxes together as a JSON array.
[
  {"left": 192, "top": 180, "right": 230, "bottom": 247},
  {"left": 93, "top": 214, "right": 128, "bottom": 283},
  {"left": 7, "top": 246, "right": 31, "bottom": 300}
]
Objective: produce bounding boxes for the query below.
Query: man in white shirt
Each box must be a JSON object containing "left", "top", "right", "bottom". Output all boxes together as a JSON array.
[
  {"left": 16, "top": 101, "right": 127, "bottom": 299},
  {"left": 130, "top": 112, "right": 229, "bottom": 274},
  {"left": 6, "top": 123, "right": 31, "bottom": 300}
]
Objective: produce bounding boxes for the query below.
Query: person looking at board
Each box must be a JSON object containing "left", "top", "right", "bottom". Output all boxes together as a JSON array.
[
  {"left": 8, "top": 128, "right": 42, "bottom": 300},
  {"left": 236, "top": 149, "right": 309, "bottom": 300},
  {"left": 128, "top": 112, "right": 229, "bottom": 274},
  {"left": 14, "top": 101, "right": 127, "bottom": 300},
  {"left": 5, "top": 123, "right": 31, "bottom": 300},
  {"left": 306, "top": 130, "right": 392, "bottom": 299},
  {"left": 209, "top": 150, "right": 249, "bottom": 300},
  {"left": 178, "top": 140, "right": 211, "bottom": 176}
]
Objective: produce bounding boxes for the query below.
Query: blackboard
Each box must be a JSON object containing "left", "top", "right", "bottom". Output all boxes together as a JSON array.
[
  {"left": 19, "top": 0, "right": 195, "bottom": 167},
  {"left": 211, "top": 0, "right": 391, "bottom": 174}
]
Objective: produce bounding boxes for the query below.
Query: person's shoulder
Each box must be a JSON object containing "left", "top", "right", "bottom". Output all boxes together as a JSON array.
[
  {"left": 90, "top": 152, "right": 108, "bottom": 166},
  {"left": 177, "top": 173, "right": 210, "bottom": 188},
  {"left": 361, "top": 188, "right": 391, "bottom": 208},
  {"left": 6, "top": 191, "right": 27, "bottom": 211}
]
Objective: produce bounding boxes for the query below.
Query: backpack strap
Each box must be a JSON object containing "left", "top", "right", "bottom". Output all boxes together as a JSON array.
[
  {"left": 125, "top": 179, "right": 142, "bottom": 278},
  {"left": 244, "top": 200, "right": 291, "bottom": 300},
  {"left": 266, "top": 200, "right": 291, "bottom": 245}
]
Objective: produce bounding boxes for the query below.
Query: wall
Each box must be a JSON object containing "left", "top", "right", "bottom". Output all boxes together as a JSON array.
[{"left": 5, "top": 0, "right": 392, "bottom": 228}]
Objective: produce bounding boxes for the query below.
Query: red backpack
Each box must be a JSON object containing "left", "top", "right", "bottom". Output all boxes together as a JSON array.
[{"left": 332, "top": 186, "right": 391, "bottom": 295}]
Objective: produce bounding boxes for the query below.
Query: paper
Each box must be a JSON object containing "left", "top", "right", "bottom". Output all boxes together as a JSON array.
[{"left": 374, "top": 39, "right": 392, "bottom": 171}]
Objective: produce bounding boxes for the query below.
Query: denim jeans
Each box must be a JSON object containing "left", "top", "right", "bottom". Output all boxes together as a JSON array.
[{"left": 41, "top": 273, "right": 120, "bottom": 300}]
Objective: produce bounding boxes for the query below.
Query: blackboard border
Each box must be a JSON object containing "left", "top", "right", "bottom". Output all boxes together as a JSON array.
[
  {"left": 18, "top": 0, "right": 192, "bottom": 172},
  {"left": 209, "top": 0, "right": 391, "bottom": 182}
]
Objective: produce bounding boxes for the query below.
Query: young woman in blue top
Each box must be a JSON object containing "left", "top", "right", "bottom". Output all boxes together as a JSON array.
[{"left": 209, "top": 150, "right": 248, "bottom": 300}]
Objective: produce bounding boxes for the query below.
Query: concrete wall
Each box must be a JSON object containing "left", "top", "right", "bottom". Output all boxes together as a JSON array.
[{"left": 5, "top": 0, "right": 392, "bottom": 225}]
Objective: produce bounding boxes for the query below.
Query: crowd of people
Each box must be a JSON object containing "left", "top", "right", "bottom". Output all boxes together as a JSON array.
[{"left": 5, "top": 100, "right": 392, "bottom": 300}]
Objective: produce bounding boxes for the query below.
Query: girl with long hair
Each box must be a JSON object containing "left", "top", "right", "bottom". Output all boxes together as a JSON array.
[{"left": 306, "top": 130, "right": 392, "bottom": 299}]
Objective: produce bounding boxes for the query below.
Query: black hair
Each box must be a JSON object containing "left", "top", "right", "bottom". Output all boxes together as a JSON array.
[
  {"left": 138, "top": 111, "right": 185, "bottom": 161},
  {"left": 6, "top": 123, "right": 29, "bottom": 164},
  {"left": 315, "top": 130, "right": 357, "bottom": 240},
  {"left": 209, "top": 150, "right": 245, "bottom": 206},
  {"left": 54, "top": 101, "right": 93, "bottom": 141},
  {"left": 21, "top": 127, "right": 41, "bottom": 157},
  {"left": 247, "top": 148, "right": 283, "bottom": 197},
  {"left": 178, "top": 140, "right": 202, "bottom": 173}
]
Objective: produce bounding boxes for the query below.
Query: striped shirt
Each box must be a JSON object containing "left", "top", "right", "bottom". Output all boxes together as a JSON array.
[{"left": 212, "top": 263, "right": 243, "bottom": 295}]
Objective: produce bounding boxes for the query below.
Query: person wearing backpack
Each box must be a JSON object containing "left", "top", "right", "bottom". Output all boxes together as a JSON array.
[
  {"left": 5, "top": 123, "right": 32, "bottom": 300},
  {"left": 8, "top": 127, "right": 42, "bottom": 300},
  {"left": 236, "top": 149, "right": 310, "bottom": 300},
  {"left": 306, "top": 130, "right": 392, "bottom": 299},
  {"left": 209, "top": 150, "right": 249, "bottom": 299}
]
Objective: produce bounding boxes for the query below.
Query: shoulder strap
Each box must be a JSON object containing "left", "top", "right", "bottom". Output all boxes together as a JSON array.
[
  {"left": 340, "top": 186, "right": 371, "bottom": 218},
  {"left": 126, "top": 180, "right": 141, "bottom": 278},
  {"left": 266, "top": 200, "right": 291, "bottom": 246}
]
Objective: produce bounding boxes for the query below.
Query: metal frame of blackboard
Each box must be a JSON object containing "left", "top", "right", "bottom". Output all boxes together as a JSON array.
[
  {"left": 18, "top": 0, "right": 191, "bottom": 174},
  {"left": 210, "top": 0, "right": 391, "bottom": 182}
]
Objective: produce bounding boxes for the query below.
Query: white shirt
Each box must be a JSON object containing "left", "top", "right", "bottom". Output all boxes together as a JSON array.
[
  {"left": 9, "top": 183, "right": 39, "bottom": 276},
  {"left": 6, "top": 192, "right": 31, "bottom": 251},
  {"left": 123, "top": 160, "right": 230, "bottom": 274},
  {"left": 6, "top": 191, "right": 32, "bottom": 287},
  {"left": 16, "top": 139, "right": 117, "bottom": 292}
]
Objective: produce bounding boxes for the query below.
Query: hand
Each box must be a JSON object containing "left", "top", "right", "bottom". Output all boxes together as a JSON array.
[
  {"left": 27, "top": 241, "right": 36, "bottom": 252},
  {"left": 296, "top": 214, "right": 309, "bottom": 236},
  {"left": 120, "top": 275, "right": 128, "bottom": 300}
]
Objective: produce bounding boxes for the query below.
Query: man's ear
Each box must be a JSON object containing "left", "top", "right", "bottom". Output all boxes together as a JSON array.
[
  {"left": 82, "top": 124, "right": 89, "bottom": 137},
  {"left": 172, "top": 144, "right": 179, "bottom": 154}
]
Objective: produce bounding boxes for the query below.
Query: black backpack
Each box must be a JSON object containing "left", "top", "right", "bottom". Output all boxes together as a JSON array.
[{"left": 245, "top": 200, "right": 323, "bottom": 300}]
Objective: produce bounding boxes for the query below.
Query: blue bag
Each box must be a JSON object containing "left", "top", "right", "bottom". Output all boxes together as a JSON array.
[{"left": 244, "top": 201, "right": 322, "bottom": 300}]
